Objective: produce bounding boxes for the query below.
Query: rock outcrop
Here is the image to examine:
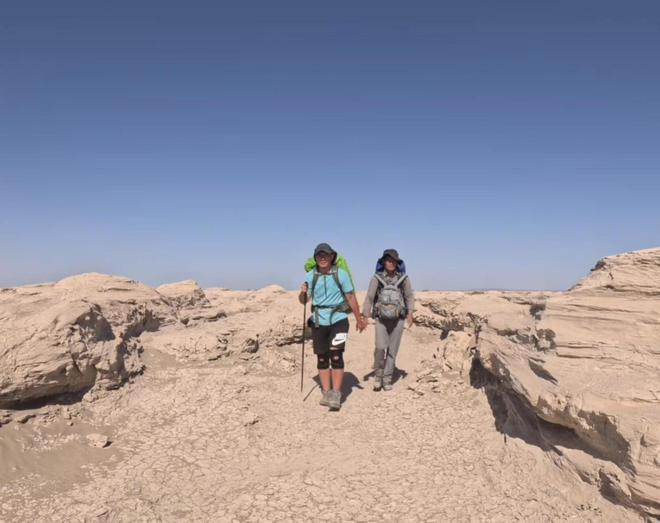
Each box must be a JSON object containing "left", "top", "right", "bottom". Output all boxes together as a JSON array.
[
  {"left": 138, "top": 286, "right": 301, "bottom": 362},
  {"left": 156, "top": 280, "right": 225, "bottom": 326},
  {"left": 0, "top": 275, "right": 303, "bottom": 406},
  {"left": 416, "top": 248, "right": 660, "bottom": 518},
  {"left": 0, "top": 273, "right": 173, "bottom": 407}
]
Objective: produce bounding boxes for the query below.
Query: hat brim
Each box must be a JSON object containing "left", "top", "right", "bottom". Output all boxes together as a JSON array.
[{"left": 381, "top": 254, "right": 400, "bottom": 263}]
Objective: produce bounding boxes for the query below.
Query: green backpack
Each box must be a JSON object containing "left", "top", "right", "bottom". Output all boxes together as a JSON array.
[
  {"left": 304, "top": 255, "right": 355, "bottom": 327},
  {"left": 304, "top": 255, "right": 354, "bottom": 287}
]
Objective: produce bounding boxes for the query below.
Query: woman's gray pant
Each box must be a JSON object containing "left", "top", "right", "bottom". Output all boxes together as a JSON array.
[{"left": 373, "top": 318, "right": 405, "bottom": 383}]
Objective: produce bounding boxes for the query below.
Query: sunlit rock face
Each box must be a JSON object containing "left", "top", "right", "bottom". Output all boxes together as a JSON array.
[
  {"left": 414, "top": 248, "right": 660, "bottom": 518},
  {"left": 0, "top": 273, "right": 173, "bottom": 406}
]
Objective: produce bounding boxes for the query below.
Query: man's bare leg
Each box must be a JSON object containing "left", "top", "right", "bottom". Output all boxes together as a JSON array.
[
  {"left": 331, "top": 368, "right": 344, "bottom": 391},
  {"left": 319, "top": 368, "right": 331, "bottom": 392}
]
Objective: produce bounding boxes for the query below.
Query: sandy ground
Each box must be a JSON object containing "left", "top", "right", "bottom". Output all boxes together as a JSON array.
[{"left": 0, "top": 322, "right": 639, "bottom": 522}]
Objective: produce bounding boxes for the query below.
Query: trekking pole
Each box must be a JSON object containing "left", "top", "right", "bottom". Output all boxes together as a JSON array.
[{"left": 301, "top": 297, "right": 307, "bottom": 393}]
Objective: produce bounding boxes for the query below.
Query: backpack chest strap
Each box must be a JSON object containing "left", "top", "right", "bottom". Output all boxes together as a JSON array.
[{"left": 375, "top": 273, "right": 407, "bottom": 288}]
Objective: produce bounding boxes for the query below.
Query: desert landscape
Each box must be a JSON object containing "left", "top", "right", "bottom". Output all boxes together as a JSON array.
[{"left": 1, "top": 248, "right": 659, "bottom": 521}]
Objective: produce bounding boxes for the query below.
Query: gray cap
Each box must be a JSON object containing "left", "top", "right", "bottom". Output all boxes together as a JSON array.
[{"left": 314, "top": 243, "right": 336, "bottom": 256}]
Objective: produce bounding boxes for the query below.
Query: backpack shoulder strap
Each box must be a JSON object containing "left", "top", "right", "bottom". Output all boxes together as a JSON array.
[
  {"left": 311, "top": 270, "right": 321, "bottom": 300},
  {"left": 393, "top": 273, "right": 408, "bottom": 288},
  {"left": 374, "top": 273, "right": 388, "bottom": 287},
  {"left": 330, "top": 266, "right": 347, "bottom": 298},
  {"left": 313, "top": 267, "right": 347, "bottom": 298}
]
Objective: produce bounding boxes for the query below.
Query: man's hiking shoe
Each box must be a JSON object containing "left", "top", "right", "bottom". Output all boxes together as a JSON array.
[
  {"left": 373, "top": 376, "right": 382, "bottom": 391},
  {"left": 382, "top": 382, "right": 393, "bottom": 391},
  {"left": 327, "top": 390, "right": 341, "bottom": 411},
  {"left": 319, "top": 390, "right": 331, "bottom": 407}
]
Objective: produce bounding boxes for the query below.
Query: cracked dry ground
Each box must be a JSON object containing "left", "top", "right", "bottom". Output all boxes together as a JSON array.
[{"left": 0, "top": 326, "right": 639, "bottom": 522}]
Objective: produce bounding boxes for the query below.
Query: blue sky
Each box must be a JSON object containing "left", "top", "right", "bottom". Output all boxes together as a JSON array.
[{"left": 1, "top": 1, "right": 659, "bottom": 290}]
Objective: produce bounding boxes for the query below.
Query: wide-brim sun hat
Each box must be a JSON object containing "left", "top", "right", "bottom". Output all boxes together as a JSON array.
[{"left": 380, "top": 248, "right": 400, "bottom": 262}]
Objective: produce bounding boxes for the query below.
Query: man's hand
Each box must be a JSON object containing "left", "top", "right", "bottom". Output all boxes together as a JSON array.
[
  {"left": 299, "top": 282, "right": 309, "bottom": 304},
  {"left": 345, "top": 293, "right": 365, "bottom": 331},
  {"left": 405, "top": 315, "right": 414, "bottom": 329}
]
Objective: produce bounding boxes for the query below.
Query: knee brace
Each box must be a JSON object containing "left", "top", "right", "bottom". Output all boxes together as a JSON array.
[
  {"left": 317, "top": 355, "right": 330, "bottom": 370},
  {"left": 330, "top": 351, "right": 345, "bottom": 369}
]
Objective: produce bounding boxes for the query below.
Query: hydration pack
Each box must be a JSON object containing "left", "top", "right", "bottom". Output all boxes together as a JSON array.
[{"left": 374, "top": 273, "right": 408, "bottom": 321}]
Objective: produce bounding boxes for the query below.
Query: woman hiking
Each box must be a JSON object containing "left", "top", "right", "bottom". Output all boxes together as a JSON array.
[
  {"left": 362, "top": 249, "right": 415, "bottom": 391},
  {"left": 299, "top": 243, "right": 367, "bottom": 411}
]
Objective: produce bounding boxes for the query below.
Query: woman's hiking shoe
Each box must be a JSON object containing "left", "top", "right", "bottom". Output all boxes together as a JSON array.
[
  {"left": 319, "top": 390, "right": 331, "bottom": 407},
  {"left": 373, "top": 376, "right": 382, "bottom": 391},
  {"left": 327, "top": 390, "right": 342, "bottom": 411},
  {"left": 382, "top": 382, "right": 393, "bottom": 391}
]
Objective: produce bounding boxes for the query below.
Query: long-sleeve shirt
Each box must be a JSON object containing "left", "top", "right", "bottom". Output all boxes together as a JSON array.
[{"left": 362, "top": 271, "right": 415, "bottom": 319}]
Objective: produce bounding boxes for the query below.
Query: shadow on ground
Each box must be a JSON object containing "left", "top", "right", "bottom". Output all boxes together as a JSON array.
[
  {"left": 468, "top": 358, "right": 628, "bottom": 507},
  {"left": 310, "top": 372, "right": 364, "bottom": 403},
  {"left": 362, "top": 368, "right": 408, "bottom": 384}
]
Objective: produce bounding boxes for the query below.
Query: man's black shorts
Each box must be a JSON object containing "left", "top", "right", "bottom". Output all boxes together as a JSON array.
[{"left": 310, "top": 318, "right": 349, "bottom": 355}]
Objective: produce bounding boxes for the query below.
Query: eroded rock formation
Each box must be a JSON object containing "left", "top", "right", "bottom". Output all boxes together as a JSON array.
[
  {"left": 416, "top": 248, "right": 660, "bottom": 518},
  {"left": 0, "top": 273, "right": 172, "bottom": 407},
  {"left": 0, "top": 275, "right": 304, "bottom": 409}
]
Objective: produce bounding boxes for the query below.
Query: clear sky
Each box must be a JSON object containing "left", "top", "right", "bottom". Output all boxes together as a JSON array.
[{"left": 1, "top": 1, "right": 659, "bottom": 291}]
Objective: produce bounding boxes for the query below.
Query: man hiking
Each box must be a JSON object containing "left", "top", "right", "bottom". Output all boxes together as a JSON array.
[
  {"left": 299, "top": 243, "right": 367, "bottom": 411},
  {"left": 362, "top": 248, "right": 415, "bottom": 391}
]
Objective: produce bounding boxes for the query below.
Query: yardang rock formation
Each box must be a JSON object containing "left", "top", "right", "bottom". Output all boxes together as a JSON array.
[
  {"left": 415, "top": 247, "right": 660, "bottom": 518},
  {"left": 0, "top": 248, "right": 658, "bottom": 519}
]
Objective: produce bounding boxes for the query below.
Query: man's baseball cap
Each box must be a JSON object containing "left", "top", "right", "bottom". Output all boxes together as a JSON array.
[{"left": 314, "top": 243, "right": 336, "bottom": 256}]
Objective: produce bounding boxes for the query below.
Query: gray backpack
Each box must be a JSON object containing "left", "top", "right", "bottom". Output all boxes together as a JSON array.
[{"left": 374, "top": 273, "right": 408, "bottom": 320}]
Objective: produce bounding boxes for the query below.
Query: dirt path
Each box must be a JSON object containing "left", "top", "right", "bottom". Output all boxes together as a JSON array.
[{"left": 0, "top": 325, "right": 639, "bottom": 522}]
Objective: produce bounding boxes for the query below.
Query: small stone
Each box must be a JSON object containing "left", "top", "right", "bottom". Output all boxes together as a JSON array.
[
  {"left": 242, "top": 412, "right": 260, "bottom": 426},
  {"left": 86, "top": 433, "right": 111, "bottom": 448}
]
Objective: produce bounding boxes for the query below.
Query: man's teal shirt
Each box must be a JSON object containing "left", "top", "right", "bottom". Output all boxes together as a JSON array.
[{"left": 305, "top": 268, "right": 354, "bottom": 326}]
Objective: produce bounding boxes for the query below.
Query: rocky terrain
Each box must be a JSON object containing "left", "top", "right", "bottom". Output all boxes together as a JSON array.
[
  {"left": 1, "top": 248, "right": 659, "bottom": 521},
  {"left": 414, "top": 248, "right": 660, "bottom": 518}
]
